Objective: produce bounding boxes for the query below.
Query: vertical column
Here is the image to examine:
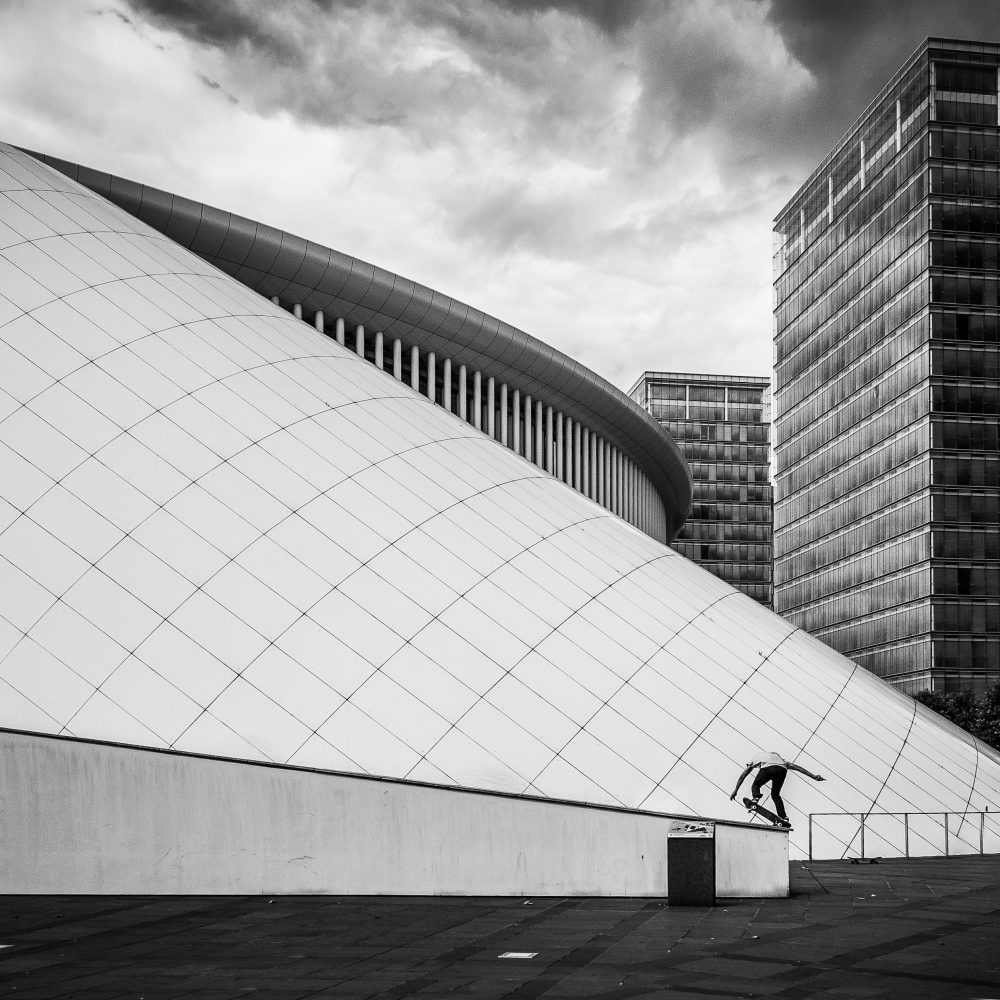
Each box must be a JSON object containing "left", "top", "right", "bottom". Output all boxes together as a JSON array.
[
  {"left": 610, "top": 443, "right": 617, "bottom": 510},
  {"left": 523, "top": 395, "right": 532, "bottom": 463},
  {"left": 608, "top": 448, "right": 616, "bottom": 513},
  {"left": 798, "top": 207, "right": 806, "bottom": 254},
  {"left": 487, "top": 377, "right": 496, "bottom": 438},
  {"left": 621, "top": 453, "right": 628, "bottom": 521},
  {"left": 393, "top": 339, "right": 402, "bottom": 380},
  {"left": 564, "top": 419, "right": 573, "bottom": 485},
  {"left": 512, "top": 389, "right": 521, "bottom": 455},
  {"left": 582, "top": 428, "right": 590, "bottom": 497},
  {"left": 499, "top": 383, "right": 508, "bottom": 446},
  {"left": 590, "top": 433, "right": 598, "bottom": 501},
  {"left": 597, "top": 438, "right": 605, "bottom": 507},
  {"left": 427, "top": 352, "right": 436, "bottom": 404},
  {"left": 473, "top": 371, "right": 482, "bottom": 429},
  {"left": 355, "top": 324, "right": 365, "bottom": 358},
  {"left": 374, "top": 331, "right": 384, "bottom": 370},
  {"left": 584, "top": 431, "right": 597, "bottom": 500},
  {"left": 827, "top": 176, "right": 833, "bottom": 224},
  {"left": 443, "top": 358, "right": 452, "bottom": 412},
  {"left": 896, "top": 96, "right": 903, "bottom": 145},
  {"left": 609, "top": 448, "right": 617, "bottom": 514},
  {"left": 314, "top": 309, "right": 324, "bottom": 333},
  {"left": 573, "top": 422, "right": 582, "bottom": 491},
  {"left": 293, "top": 303, "right": 303, "bottom": 320},
  {"left": 625, "top": 458, "right": 635, "bottom": 524},
  {"left": 624, "top": 454, "right": 630, "bottom": 519},
  {"left": 616, "top": 450, "right": 624, "bottom": 516},
  {"left": 335, "top": 317, "right": 346, "bottom": 346},
  {"left": 556, "top": 413, "right": 564, "bottom": 481},
  {"left": 631, "top": 462, "right": 638, "bottom": 524},
  {"left": 860, "top": 139, "right": 866, "bottom": 187},
  {"left": 534, "top": 400, "right": 544, "bottom": 468},
  {"left": 606, "top": 442, "right": 614, "bottom": 509},
  {"left": 410, "top": 345, "right": 420, "bottom": 391},
  {"left": 544, "top": 405, "right": 553, "bottom": 474},
  {"left": 458, "top": 365, "right": 468, "bottom": 421}
]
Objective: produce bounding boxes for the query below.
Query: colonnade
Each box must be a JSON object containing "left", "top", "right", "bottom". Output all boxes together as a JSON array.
[{"left": 273, "top": 298, "right": 667, "bottom": 539}]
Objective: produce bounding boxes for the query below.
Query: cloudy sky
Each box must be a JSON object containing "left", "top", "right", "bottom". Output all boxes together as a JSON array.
[{"left": 2, "top": 1, "right": 1000, "bottom": 390}]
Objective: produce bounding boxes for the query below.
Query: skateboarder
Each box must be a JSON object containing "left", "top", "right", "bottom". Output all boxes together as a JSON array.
[{"left": 729, "top": 752, "right": 824, "bottom": 826}]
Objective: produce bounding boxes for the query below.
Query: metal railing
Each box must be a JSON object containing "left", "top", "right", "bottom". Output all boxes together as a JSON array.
[{"left": 807, "top": 810, "right": 994, "bottom": 861}]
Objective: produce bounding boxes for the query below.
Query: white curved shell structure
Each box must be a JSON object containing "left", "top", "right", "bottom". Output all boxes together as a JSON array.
[{"left": 1, "top": 143, "right": 998, "bottom": 861}]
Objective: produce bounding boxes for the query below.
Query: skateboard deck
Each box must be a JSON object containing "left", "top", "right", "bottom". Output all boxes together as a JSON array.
[{"left": 743, "top": 797, "right": 791, "bottom": 829}]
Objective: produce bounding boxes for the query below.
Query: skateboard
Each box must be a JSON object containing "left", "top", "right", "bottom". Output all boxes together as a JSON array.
[{"left": 743, "top": 797, "right": 792, "bottom": 830}]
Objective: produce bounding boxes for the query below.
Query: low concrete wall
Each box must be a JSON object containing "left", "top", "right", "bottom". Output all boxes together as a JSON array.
[
  {"left": 716, "top": 822, "right": 788, "bottom": 897},
  {"left": 0, "top": 730, "right": 787, "bottom": 897}
]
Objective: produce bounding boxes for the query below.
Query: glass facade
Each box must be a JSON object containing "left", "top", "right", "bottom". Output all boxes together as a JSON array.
[
  {"left": 630, "top": 372, "right": 773, "bottom": 606},
  {"left": 773, "top": 39, "right": 1000, "bottom": 694}
]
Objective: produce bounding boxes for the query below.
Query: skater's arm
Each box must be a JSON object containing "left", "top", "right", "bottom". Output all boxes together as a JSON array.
[
  {"left": 730, "top": 764, "right": 755, "bottom": 800},
  {"left": 787, "top": 762, "right": 825, "bottom": 781}
]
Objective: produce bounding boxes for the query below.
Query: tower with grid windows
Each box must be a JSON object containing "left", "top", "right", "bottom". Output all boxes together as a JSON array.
[
  {"left": 630, "top": 372, "right": 773, "bottom": 607},
  {"left": 773, "top": 38, "right": 1000, "bottom": 693}
]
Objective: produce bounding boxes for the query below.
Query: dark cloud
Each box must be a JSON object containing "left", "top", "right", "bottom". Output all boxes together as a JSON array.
[
  {"left": 123, "top": 0, "right": 303, "bottom": 65},
  {"left": 610, "top": 0, "right": 1000, "bottom": 186},
  {"left": 117, "top": 0, "right": 1000, "bottom": 163},
  {"left": 764, "top": 0, "right": 1000, "bottom": 163},
  {"left": 114, "top": 0, "right": 1000, "bottom": 251},
  {"left": 119, "top": 0, "right": 612, "bottom": 149}
]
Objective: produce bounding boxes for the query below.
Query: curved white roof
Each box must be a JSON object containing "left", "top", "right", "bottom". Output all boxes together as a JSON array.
[
  {"left": 1, "top": 143, "right": 998, "bottom": 859},
  {"left": 24, "top": 147, "right": 693, "bottom": 542}
]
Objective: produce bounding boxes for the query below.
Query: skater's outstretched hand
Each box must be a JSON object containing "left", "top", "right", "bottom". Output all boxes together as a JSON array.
[{"left": 789, "top": 763, "right": 825, "bottom": 782}]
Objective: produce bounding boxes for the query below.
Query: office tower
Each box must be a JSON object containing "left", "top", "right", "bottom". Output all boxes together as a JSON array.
[
  {"left": 2, "top": 141, "right": 998, "bottom": 886},
  {"left": 630, "top": 372, "right": 773, "bottom": 606},
  {"left": 774, "top": 38, "right": 1000, "bottom": 693}
]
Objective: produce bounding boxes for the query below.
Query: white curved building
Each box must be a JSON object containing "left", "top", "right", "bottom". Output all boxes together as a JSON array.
[{"left": 0, "top": 142, "right": 998, "bottom": 890}]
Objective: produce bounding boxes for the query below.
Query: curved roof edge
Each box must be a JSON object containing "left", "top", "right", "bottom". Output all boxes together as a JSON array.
[{"left": 24, "top": 149, "right": 692, "bottom": 540}]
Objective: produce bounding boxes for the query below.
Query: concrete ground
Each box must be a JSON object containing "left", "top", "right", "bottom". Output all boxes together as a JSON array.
[{"left": 0, "top": 856, "right": 998, "bottom": 999}]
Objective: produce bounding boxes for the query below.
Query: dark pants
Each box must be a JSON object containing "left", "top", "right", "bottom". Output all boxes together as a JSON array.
[{"left": 751, "top": 765, "right": 787, "bottom": 819}]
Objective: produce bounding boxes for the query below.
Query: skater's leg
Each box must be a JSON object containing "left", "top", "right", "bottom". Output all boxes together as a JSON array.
[
  {"left": 751, "top": 764, "right": 782, "bottom": 803},
  {"left": 770, "top": 769, "right": 788, "bottom": 820}
]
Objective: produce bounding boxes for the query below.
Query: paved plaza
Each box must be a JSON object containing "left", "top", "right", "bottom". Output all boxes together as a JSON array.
[{"left": 1, "top": 855, "right": 998, "bottom": 998}]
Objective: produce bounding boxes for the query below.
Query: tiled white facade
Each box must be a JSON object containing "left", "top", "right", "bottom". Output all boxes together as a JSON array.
[
  {"left": 27, "top": 146, "right": 690, "bottom": 546},
  {"left": 2, "top": 143, "right": 999, "bottom": 861}
]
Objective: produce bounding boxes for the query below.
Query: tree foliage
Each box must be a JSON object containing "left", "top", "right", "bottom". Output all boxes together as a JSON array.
[{"left": 914, "top": 682, "right": 1000, "bottom": 752}]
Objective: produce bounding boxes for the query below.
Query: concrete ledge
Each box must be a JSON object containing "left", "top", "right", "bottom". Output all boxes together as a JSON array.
[{"left": 0, "top": 729, "right": 787, "bottom": 897}]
